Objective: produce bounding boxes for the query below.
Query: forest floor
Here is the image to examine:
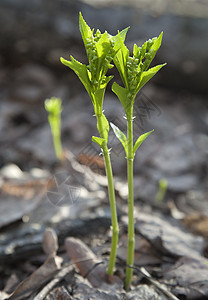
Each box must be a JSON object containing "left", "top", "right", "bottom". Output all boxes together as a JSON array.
[{"left": 0, "top": 60, "right": 208, "bottom": 299}]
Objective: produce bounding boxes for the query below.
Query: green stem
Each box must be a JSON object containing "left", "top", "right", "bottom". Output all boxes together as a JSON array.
[
  {"left": 49, "top": 114, "right": 63, "bottom": 160},
  {"left": 53, "top": 131, "right": 62, "bottom": 160},
  {"left": 97, "top": 112, "right": 119, "bottom": 275},
  {"left": 125, "top": 106, "right": 135, "bottom": 290}
]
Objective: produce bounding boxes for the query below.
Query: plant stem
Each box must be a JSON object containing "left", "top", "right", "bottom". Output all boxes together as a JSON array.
[
  {"left": 125, "top": 106, "right": 135, "bottom": 289},
  {"left": 53, "top": 131, "right": 62, "bottom": 160},
  {"left": 97, "top": 112, "right": 119, "bottom": 275}
]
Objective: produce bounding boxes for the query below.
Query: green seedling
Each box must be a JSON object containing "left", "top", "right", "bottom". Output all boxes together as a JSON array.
[
  {"left": 60, "top": 12, "right": 129, "bottom": 275},
  {"left": 111, "top": 33, "right": 166, "bottom": 289},
  {"left": 45, "top": 97, "right": 63, "bottom": 160},
  {"left": 155, "top": 178, "right": 168, "bottom": 203}
]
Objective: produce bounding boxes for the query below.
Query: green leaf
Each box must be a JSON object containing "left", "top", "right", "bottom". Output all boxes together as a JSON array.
[
  {"left": 112, "top": 82, "right": 131, "bottom": 114},
  {"left": 133, "top": 43, "right": 140, "bottom": 58},
  {"left": 112, "top": 27, "right": 129, "bottom": 52},
  {"left": 113, "top": 32, "right": 129, "bottom": 87},
  {"left": 97, "top": 114, "right": 109, "bottom": 141},
  {"left": 150, "top": 32, "right": 163, "bottom": 55},
  {"left": 96, "top": 31, "right": 111, "bottom": 76},
  {"left": 79, "top": 12, "right": 93, "bottom": 48},
  {"left": 60, "top": 56, "right": 93, "bottom": 101},
  {"left": 143, "top": 32, "right": 164, "bottom": 70},
  {"left": 110, "top": 123, "right": 127, "bottom": 154},
  {"left": 136, "top": 63, "right": 166, "bottom": 93},
  {"left": 92, "top": 136, "right": 105, "bottom": 148},
  {"left": 133, "top": 129, "right": 154, "bottom": 154},
  {"left": 94, "top": 75, "right": 114, "bottom": 109},
  {"left": 102, "top": 114, "right": 109, "bottom": 140},
  {"left": 94, "top": 87, "right": 106, "bottom": 109}
]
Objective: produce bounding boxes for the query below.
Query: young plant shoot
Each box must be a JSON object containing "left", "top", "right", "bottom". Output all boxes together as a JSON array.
[
  {"left": 45, "top": 97, "right": 63, "bottom": 160},
  {"left": 60, "top": 13, "right": 128, "bottom": 275},
  {"left": 111, "top": 33, "right": 166, "bottom": 289},
  {"left": 155, "top": 178, "right": 168, "bottom": 203}
]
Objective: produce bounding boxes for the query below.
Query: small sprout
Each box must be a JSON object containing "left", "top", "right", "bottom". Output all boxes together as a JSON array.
[
  {"left": 155, "top": 178, "right": 168, "bottom": 203},
  {"left": 45, "top": 97, "right": 63, "bottom": 160}
]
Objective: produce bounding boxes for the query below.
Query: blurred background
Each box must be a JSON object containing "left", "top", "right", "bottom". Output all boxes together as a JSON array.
[{"left": 0, "top": 0, "right": 208, "bottom": 208}]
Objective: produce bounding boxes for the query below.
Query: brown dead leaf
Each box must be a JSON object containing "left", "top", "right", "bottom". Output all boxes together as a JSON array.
[
  {"left": 0, "top": 178, "right": 49, "bottom": 228},
  {"left": 8, "top": 255, "right": 61, "bottom": 300},
  {"left": 1, "top": 179, "right": 48, "bottom": 199},
  {"left": 65, "top": 237, "right": 107, "bottom": 288},
  {"left": 182, "top": 213, "right": 208, "bottom": 240},
  {"left": 8, "top": 229, "right": 61, "bottom": 300},
  {"left": 78, "top": 154, "right": 105, "bottom": 169},
  {"left": 164, "top": 256, "right": 208, "bottom": 299},
  {"left": 132, "top": 212, "right": 205, "bottom": 258},
  {"left": 43, "top": 228, "right": 58, "bottom": 256},
  {"left": 2, "top": 273, "right": 19, "bottom": 294}
]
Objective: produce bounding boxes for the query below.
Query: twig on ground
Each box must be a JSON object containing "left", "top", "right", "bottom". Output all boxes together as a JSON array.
[
  {"left": 34, "top": 262, "right": 73, "bottom": 300},
  {"left": 128, "top": 265, "right": 180, "bottom": 300},
  {"left": 34, "top": 257, "right": 104, "bottom": 300}
]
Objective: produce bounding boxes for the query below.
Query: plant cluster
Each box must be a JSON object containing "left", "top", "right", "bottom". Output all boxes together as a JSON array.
[{"left": 47, "top": 12, "right": 166, "bottom": 289}]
